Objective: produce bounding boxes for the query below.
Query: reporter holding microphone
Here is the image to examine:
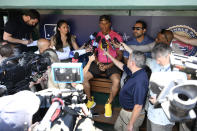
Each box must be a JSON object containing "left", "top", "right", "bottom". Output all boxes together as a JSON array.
[{"left": 103, "top": 44, "right": 148, "bottom": 131}]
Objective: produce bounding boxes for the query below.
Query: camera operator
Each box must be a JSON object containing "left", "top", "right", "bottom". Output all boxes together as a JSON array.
[
  {"left": 29, "top": 39, "right": 53, "bottom": 91},
  {"left": 147, "top": 43, "right": 187, "bottom": 131}
]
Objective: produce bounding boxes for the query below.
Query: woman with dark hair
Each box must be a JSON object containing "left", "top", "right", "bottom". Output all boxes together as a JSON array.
[{"left": 50, "top": 20, "right": 81, "bottom": 52}]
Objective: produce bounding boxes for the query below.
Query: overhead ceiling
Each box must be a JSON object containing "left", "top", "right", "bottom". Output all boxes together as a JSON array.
[{"left": 0, "top": 0, "right": 197, "bottom": 10}]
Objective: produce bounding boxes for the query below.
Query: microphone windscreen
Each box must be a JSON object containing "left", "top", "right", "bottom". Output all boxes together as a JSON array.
[
  {"left": 74, "top": 52, "right": 79, "bottom": 59},
  {"left": 114, "top": 37, "right": 120, "bottom": 44},
  {"left": 101, "top": 38, "right": 107, "bottom": 49},
  {"left": 92, "top": 32, "right": 97, "bottom": 37},
  {"left": 96, "top": 36, "right": 101, "bottom": 43}
]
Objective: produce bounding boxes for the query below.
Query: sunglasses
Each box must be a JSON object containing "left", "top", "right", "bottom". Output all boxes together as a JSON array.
[
  {"left": 132, "top": 27, "right": 143, "bottom": 31},
  {"left": 160, "top": 29, "right": 169, "bottom": 42}
]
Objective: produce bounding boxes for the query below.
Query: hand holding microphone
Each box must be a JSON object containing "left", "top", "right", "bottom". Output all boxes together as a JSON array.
[
  {"left": 84, "top": 32, "right": 97, "bottom": 47},
  {"left": 72, "top": 52, "right": 79, "bottom": 63},
  {"left": 101, "top": 38, "right": 108, "bottom": 51},
  {"left": 105, "top": 34, "right": 116, "bottom": 50}
]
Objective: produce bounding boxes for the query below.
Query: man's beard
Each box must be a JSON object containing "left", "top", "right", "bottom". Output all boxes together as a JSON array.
[{"left": 134, "top": 33, "right": 144, "bottom": 38}]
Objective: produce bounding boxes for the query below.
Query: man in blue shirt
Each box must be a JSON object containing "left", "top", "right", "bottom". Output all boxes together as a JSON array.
[
  {"left": 105, "top": 49, "right": 149, "bottom": 131},
  {"left": 124, "top": 20, "right": 154, "bottom": 63},
  {"left": 147, "top": 43, "right": 188, "bottom": 131}
]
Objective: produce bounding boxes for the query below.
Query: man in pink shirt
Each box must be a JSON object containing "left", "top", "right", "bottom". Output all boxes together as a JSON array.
[{"left": 83, "top": 15, "right": 123, "bottom": 117}]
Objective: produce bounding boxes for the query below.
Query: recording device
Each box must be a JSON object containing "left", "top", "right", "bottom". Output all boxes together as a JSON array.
[
  {"left": 0, "top": 52, "right": 51, "bottom": 95},
  {"left": 101, "top": 38, "right": 108, "bottom": 51},
  {"left": 105, "top": 34, "right": 116, "bottom": 50},
  {"left": 84, "top": 32, "right": 97, "bottom": 47},
  {"left": 72, "top": 52, "right": 79, "bottom": 63},
  {"left": 114, "top": 37, "right": 120, "bottom": 44},
  {"left": 69, "top": 49, "right": 86, "bottom": 58},
  {"left": 149, "top": 59, "right": 197, "bottom": 122},
  {"left": 33, "top": 85, "right": 92, "bottom": 131},
  {"left": 51, "top": 63, "right": 83, "bottom": 83},
  {"left": 114, "top": 37, "right": 125, "bottom": 50},
  {"left": 92, "top": 36, "right": 101, "bottom": 49},
  {"left": 85, "top": 36, "right": 101, "bottom": 57},
  {"left": 170, "top": 52, "right": 197, "bottom": 76},
  {"left": 161, "top": 80, "right": 197, "bottom": 122}
]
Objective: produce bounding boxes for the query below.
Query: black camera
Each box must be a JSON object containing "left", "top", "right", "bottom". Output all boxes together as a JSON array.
[{"left": 0, "top": 52, "right": 51, "bottom": 95}]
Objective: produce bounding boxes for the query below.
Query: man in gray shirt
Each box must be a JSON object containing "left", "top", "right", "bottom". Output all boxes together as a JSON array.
[{"left": 129, "top": 29, "right": 183, "bottom": 55}]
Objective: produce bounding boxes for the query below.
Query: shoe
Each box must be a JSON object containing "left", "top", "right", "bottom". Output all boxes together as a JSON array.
[
  {"left": 104, "top": 103, "right": 112, "bottom": 117},
  {"left": 86, "top": 96, "right": 96, "bottom": 109}
]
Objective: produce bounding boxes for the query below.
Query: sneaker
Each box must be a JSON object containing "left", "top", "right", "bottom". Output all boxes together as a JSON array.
[
  {"left": 86, "top": 96, "right": 96, "bottom": 109},
  {"left": 104, "top": 103, "right": 112, "bottom": 117}
]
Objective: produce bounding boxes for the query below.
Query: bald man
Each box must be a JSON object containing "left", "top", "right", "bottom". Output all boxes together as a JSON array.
[{"left": 37, "top": 38, "right": 51, "bottom": 54}]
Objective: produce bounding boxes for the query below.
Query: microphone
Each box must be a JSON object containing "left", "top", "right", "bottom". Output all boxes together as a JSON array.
[
  {"left": 105, "top": 34, "right": 116, "bottom": 49},
  {"left": 89, "top": 32, "right": 97, "bottom": 40},
  {"left": 101, "top": 38, "right": 108, "bottom": 51},
  {"left": 92, "top": 36, "right": 101, "bottom": 49},
  {"left": 105, "top": 34, "right": 111, "bottom": 41},
  {"left": 72, "top": 52, "right": 79, "bottom": 63},
  {"left": 84, "top": 32, "right": 97, "bottom": 47},
  {"left": 114, "top": 37, "right": 124, "bottom": 50},
  {"left": 114, "top": 37, "right": 120, "bottom": 44}
]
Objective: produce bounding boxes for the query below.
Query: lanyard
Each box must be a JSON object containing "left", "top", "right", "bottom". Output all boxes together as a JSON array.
[{"left": 160, "top": 66, "right": 171, "bottom": 72}]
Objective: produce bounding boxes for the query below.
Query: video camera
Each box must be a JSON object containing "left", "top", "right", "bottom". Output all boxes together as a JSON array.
[
  {"left": 32, "top": 85, "right": 93, "bottom": 130},
  {"left": 148, "top": 52, "right": 197, "bottom": 122},
  {"left": 170, "top": 52, "right": 197, "bottom": 76},
  {"left": 0, "top": 52, "right": 51, "bottom": 95}
]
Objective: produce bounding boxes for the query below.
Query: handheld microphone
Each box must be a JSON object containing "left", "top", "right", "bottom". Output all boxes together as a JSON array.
[
  {"left": 114, "top": 37, "right": 120, "bottom": 44},
  {"left": 105, "top": 34, "right": 116, "bottom": 49},
  {"left": 72, "top": 52, "right": 79, "bottom": 63},
  {"left": 89, "top": 32, "right": 97, "bottom": 40},
  {"left": 114, "top": 37, "right": 124, "bottom": 50},
  {"left": 101, "top": 38, "right": 108, "bottom": 51},
  {"left": 93, "top": 36, "right": 101, "bottom": 48},
  {"left": 105, "top": 34, "right": 111, "bottom": 41},
  {"left": 84, "top": 32, "right": 97, "bottom": 47}
]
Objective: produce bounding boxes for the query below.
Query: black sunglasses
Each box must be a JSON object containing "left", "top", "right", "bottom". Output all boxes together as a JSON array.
[
  {"left": 160, "top": 29, "right": 169, "bottom": 42},
  {"left": 132, "top": 27, "right": 143, "bottom": 31}
]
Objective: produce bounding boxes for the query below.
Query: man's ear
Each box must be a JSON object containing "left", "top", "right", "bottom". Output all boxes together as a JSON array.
[{"left": 143, "top": 28, "right": 147, "bottom": 34}]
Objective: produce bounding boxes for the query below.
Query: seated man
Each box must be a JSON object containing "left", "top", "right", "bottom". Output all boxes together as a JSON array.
[
  {"left": 104, "top": 49, "right": 149, "bottom": 131},
  {"left": 123, "top": 20, "right": 154, "bottom": 62},
  {"left": 83, "top": 15, "right": 123, "bottom": 117}
]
